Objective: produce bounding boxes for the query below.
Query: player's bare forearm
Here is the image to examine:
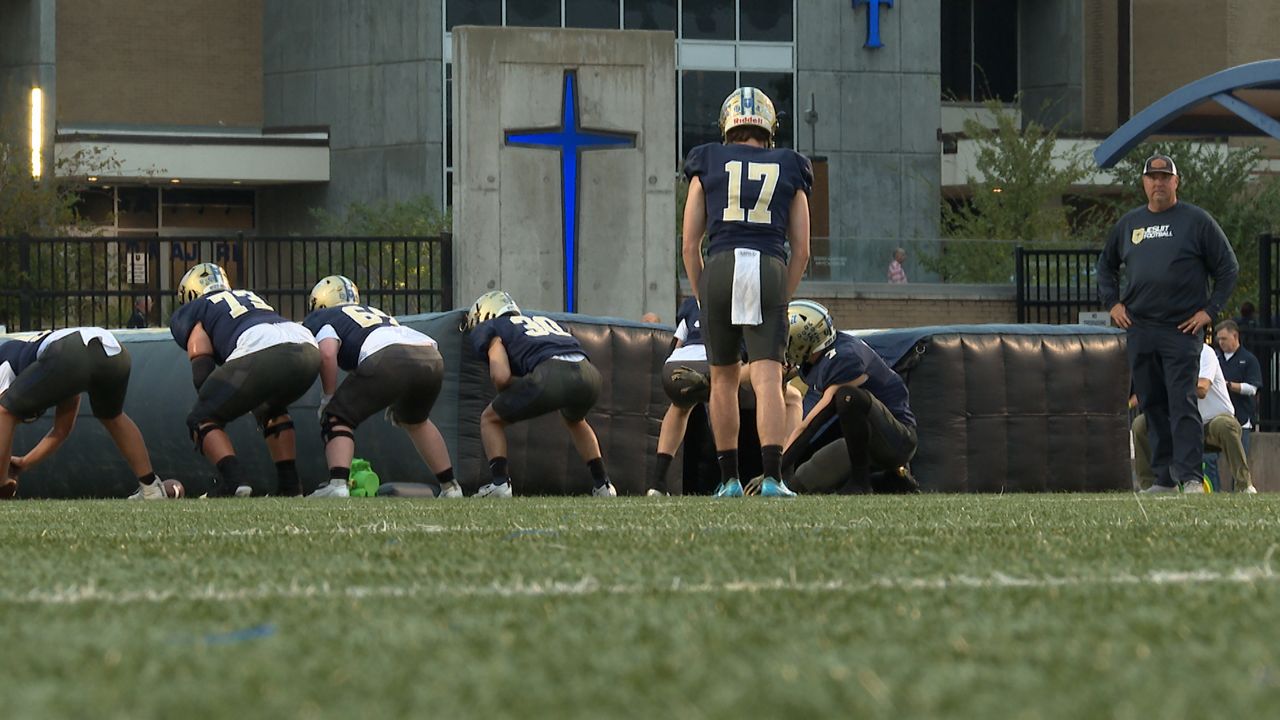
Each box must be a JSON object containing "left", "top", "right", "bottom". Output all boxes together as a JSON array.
[
  {"left": 185, "top": 322, "right": 214, "bottom": 359},
  {"left": 487, "top": 339, "right": 513, "bottom": 390},
  {"left": 682, "top": 177, "right": 708, "bottom": 301},
  {"left": 21, "top": 396, "right": 79, "bottom": 470},
  {"left": 786, "top": 191, "right": 811, "bottom": 298},
  {"left": 318, "top": 340, "right": 340, "bottom": 396}
]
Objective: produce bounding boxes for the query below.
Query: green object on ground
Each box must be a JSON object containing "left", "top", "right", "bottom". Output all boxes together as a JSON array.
[{"left": 349, "top": 457, "right": 380, "bottom": 497}]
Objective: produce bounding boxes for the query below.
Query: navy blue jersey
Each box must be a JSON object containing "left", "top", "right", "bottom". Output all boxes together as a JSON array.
[
  {"left": 675, "top": 297, "right": 704, "bottom": 346},
  {"left": 683, "top": 142, "right": 813, "bottom": 261},
  {"left": 0, "top": 335, "right": 44, "bottom": 376},
  {"left": 170, "top": 289, "right": 288, "bottom": 363},
  {"left": 800, "top": 333, "right": 915, "bottom": 427},
  {"left": 303, "top": 304, "right": 401, "bottom": 371},
  {"left": 471, "top": 314, "right": 585, "bottom": 377}
]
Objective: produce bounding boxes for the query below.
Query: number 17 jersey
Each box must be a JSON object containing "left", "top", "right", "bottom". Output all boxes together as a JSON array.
[{"left": 684, "top": 142, "right": 813, "bottom": 261}]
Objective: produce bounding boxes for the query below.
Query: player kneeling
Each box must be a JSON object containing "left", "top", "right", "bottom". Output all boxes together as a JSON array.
[
  {"left": 0, "top": 327, "right": 170, "bottom": 499},
  {"left": 303, "top": 275, "right": 459, "bottom": 498},
  {"left": 464, "top": 291, "right": 616, "bottom": 498},
  {"left": 171, "top": 263, "right": 320, "bottom": 497}
]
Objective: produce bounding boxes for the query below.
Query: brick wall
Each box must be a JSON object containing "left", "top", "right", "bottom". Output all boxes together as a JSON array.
[{"left": 56, "top": 0, "right": 262, "bottom": 127}]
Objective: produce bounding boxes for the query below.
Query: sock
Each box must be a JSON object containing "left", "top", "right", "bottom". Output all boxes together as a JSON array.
[
  {"left": 653, "top": 453, "right": 673, "bottom": 491},
  {"left": 435, "top": 467, "right": 456, "bottom": 486},
  {"left": 216, "top": 456, "right": 247, "bottom": 494},
  {"left": 276, "top": 460, "right": 301, "bottom": 496},
  {"left": 488, "top": 457, "right": 509, "bottom": 484},
  {"left": 717, "top": 449, "right": 739, "bottom": 483},
  {"left": 137, "top": 472, "right": 160, "bottom": 486},
  {"left": 329, "top": 466, "right": 351, "bottom": 485},
  {"left": 587, "top": 457, "right": 608, "bottom": 487},
  {"left": 762, "top": 445, "right": 782, "bottom": 480}
]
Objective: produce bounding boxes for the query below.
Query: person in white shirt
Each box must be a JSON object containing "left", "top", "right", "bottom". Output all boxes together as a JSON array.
[{"left": 1132, "top": 343, "right": 1255, "bottom": 493}]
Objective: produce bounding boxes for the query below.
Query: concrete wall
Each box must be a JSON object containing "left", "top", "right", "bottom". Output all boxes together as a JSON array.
[
  {"left": 797, "top": 0, "right": 941, "bottom": 284},
  {"left": 451, "top": 27, "right": 676, "bottom": 320},
  {"left": 55, "top": 0, "right": 262, "bottom": 127},
  {"left": 0, "top": 0, "right": 55, "bottom": 148},
  {"left": 259, "top": 0, "right": 444, "bottom": 234}
]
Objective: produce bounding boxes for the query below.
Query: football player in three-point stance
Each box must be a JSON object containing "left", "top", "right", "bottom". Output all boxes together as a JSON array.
[
  {"left": 170, "top": 263, "right": 320, "bottom": 497},
  {"left": 0, "top": 327, "right": 170, "bottom": 499},
  {"left": 465, "top": 291, "right": 616, "bottom": 498},
  {"left": 681, "top": 86, "right": 812, "bottom": 498},
  {"left": 303, "top": 275, "right": 460, "bottom": 499}
]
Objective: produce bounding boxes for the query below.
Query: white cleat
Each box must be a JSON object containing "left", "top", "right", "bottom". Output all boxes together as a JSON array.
[
  {"left": 592, "top": 481, "right": 617, "bottom": 498},
  {"left": 1243, "top": 485, "right": 1259, "bottom": 495},
  {"left": 309, "top": 480, "right": 350, "bottom": 498},
  {"left": 234, "top": 485, "right": 254, "bottom": 498},
  {"left": 1182, "top": 479, "right": 1207, "bottom": 494},
  {"left": 438, "top": 481, "right": 463, "bottom": 498},
  {"left": 645, "top": 488, "right": 666, "bottom": 497},
  {"left": 476, "top": 481, "right": 513, "bottom": 498},
  {"left": 127, "top": 481, "right": 166, "bottom": 500}
]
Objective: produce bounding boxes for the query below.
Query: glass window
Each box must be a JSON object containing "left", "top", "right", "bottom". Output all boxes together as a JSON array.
[
  {"left": 624, "top": 0, "right": 676, "bottom": 30},
  {"left": 445, "top": 64, "right": 453, "bottom": 169},
  {"left": 682, "top": 0, "right": 734, "bottom": 40},
  {"left": 118, "top": 187, "right": 158, "bottom": 230},
  {"left": 940, "top": 0, "right": 973, "bottom": 101},
  {"left": 940, "top": 0, "right": 1017, "bottom": 102},
  {"left": 739, "top": 71, "right": 793, "bottom": 148},
  {"left": 739, "top": 0, "right": 791, "bottom": 42},
  {"left": 507, "top": 0, "right": 560, "bottom": 27},
  {"left": 567, "top": 0, "right": 620, "bottom": 29},
  {"left": 447, "top": 0, "right": 500, "bottom": 30},
  {"left": 681, "top": 70, "right": 737, "bottom": 157}
]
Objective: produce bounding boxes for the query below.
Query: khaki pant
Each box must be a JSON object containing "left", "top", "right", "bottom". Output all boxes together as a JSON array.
[{"left": 1133, "top": 412, "right": 1254, "bottom": 490}]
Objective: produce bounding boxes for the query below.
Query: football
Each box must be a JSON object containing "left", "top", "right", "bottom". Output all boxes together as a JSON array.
[{"left": 162, "top": 479, "right": 185, "bottom": 499}]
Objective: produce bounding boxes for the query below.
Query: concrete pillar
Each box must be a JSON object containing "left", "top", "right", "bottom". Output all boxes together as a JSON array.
[
  {"left": 451, "top": 27, "right": 676, "bottom": 319},
  {"left": 0, "top": 0, "right": 56, "bottom": 156}
]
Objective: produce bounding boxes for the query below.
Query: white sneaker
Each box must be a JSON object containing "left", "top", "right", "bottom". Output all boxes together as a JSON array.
[
  {"left": 309, "top": 480, "right": 350, "bottom": 498},
  {"left": 1243, "top": 485, "right": 1259, "bottom": 495},
  {"left": 438, "top": 481, "right": 463, "bottom": 498},
  {"left": 476, "top": 481, "right": 513, "bottom": 498},
  {"left": 1182, "top": 479, "right": 1207, "bottom": 494},
  {"left": 127, "top": 480, "right": 166, "bottom": 500},
  {"left": 645, "top": 488, "right": 666, "bottom": 497},
  {"left": 592, "top": 481, "right": 617, "bottom": 498}
]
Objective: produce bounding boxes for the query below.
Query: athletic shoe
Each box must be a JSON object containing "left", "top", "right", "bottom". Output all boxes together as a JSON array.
[
  {"left": 713, "top": 478, "right": 744, "bottom": 498},
  {"left": 438, "top": 481, "right": 463, "bottom": 498},
  {"left": 476, "top": 480, "right": 513, "bottom": 498},
  {"left": 309, "top": 480, "right": 349, "bottom": 498},
  {"left": 1139, "top": 483, "right": 1179, "bottom": 495},
  {"left": 233, "top": 485, "right": 254, "bottom": 498},
  {"left": 127, "top": 480, "right": 166, "bottom": 500},
  {"left": 592, "top": 481, "right": 617, "bottom": 498},
  {"left": 759, "top": 477, "right": 797, "bottom": 498},
  {"left": 1182, "top": 478, "right": 1207, "bottom": 494},
  {"left": 645, "top": 488, "right": 666, "bottom": 497},
  {"left": 1243, "top": 485, "right": 1259, "bottom": 495}
]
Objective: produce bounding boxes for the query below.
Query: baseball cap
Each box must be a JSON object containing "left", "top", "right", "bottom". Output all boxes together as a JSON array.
[{"left": 1142, "top": 154, "right": 1178, "bottom": 176}]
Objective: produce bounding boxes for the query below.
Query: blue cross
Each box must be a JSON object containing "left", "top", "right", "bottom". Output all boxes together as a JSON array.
[
  {"left": 853, "top": 0, "right": 894, "bottom": 49},
  {"left": 504, "top": 70, "right": 636, "bottom": 313}
]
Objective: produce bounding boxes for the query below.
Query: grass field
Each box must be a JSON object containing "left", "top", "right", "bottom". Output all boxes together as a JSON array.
[{"left": 2, "top": 494, "right": 1278, "bottom": 719}]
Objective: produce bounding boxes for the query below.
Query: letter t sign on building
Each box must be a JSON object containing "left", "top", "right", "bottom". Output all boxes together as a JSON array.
[{"left": 853, "top": 0, "right": 894, "bottom": 49}]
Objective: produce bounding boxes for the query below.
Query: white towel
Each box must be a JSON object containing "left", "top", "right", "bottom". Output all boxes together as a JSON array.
[{"left": 731, "top": 248, "right": 763, "bottom": 326}]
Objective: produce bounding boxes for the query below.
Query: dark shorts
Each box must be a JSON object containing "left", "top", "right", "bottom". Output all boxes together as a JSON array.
[
  {"left": 662, "top": 359, "right": 711, "bottom": 408},
  {"left": 0, "top": 335, "right": 131, "bottom": 419},
  {"left": 493, "top": 358, "right": 601, "bottom": 423},
  {"left": 327, "top": 344, "right": 444, "bottom": 427},
  {"left": 699, "top": 250, "right": 788, "bottom": 366},
  {"left": 190, "top": 342, "right": 321, "bottom": 428}
]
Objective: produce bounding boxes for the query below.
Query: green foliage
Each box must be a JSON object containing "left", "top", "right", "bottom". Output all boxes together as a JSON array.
[
  {"left": 0, "top": 139, "right": 117, "bottom": 236},
  {"left": 1109, "top": 140, "right": 1280, "bottom": 318},
  {"left": 309, "top": 194, "right": 451, "bottom": 237}
]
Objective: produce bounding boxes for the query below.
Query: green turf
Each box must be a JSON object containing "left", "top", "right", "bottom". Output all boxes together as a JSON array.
[{"left": 2, "top": 494, "right": 1278, "bottom": 719}]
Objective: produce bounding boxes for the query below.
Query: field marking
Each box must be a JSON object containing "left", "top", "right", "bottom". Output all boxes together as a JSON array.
[{"left": 2, "top": 565, "right": 1275, "bottom": 606}]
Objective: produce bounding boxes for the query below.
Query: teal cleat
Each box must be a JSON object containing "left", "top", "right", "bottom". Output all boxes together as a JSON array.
[
  {"left": 759, "top": 477, "right": 797, "bottom": 498},
  {"left": 713, "top": 478, "right": 744, "bottom": 498}
]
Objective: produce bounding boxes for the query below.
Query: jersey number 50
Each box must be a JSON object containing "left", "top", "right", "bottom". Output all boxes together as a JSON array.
[{"left": 722, "top": 160, "right": 780, "bottom": 224}]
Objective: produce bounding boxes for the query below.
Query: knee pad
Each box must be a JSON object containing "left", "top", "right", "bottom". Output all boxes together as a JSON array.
[
  {"left": 320, "top": 414, "right": 355, "bottom": 444},
  {"left": 187, "top": 417, "right": 224, "bottom": 454},
  {"left": 261, "top": 415, "right": 295, "bottom": 439}
]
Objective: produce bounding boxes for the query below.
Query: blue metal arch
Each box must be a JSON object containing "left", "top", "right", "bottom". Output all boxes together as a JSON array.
[{"left": 1094, "top": 59, "right": 1280, "bottom": 168}]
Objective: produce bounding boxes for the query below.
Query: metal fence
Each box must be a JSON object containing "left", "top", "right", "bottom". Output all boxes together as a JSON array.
[
  {"left": 1013, "top": 246, "right": 1105, "bottom": 324},
  {"left": 0, "top": 235, "right": 452, "bottom": 332}
]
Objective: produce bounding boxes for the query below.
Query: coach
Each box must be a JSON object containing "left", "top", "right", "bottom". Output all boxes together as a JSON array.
[{"left": 1098, "top": 154, "right": 1238, "bottom": 493}]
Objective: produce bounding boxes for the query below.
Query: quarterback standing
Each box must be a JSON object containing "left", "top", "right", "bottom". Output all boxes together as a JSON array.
[{"left": 681, "top": 86, "right": 812, "bottom": 498}]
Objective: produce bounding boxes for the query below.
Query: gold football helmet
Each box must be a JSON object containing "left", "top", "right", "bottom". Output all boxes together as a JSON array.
[
  {"left": 309, "top": 275, "right": 360, "bottom": 311},
  {"left": 719, "top": 86, "right": 778, "bottom": 145},
  {"left": 464, "top": 290, "right": 521, "bottom": 331},
  {"left": 785, "top": 300, "right": 836, "bottom": 368},
  {"left": 176, "top": 263, "right": 231, "bottom": 305}
]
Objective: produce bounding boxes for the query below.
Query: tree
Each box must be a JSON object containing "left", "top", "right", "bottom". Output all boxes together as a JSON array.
[
  {"left": 0, "top": 140, "right": 117, "bottom": 235},
  {"left": 309, "top": 195, "right": 450, "bottom": 236}
]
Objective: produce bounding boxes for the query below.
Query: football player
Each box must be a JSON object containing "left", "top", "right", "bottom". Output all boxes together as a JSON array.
[
  {"left": 0, "top": 327, "right": 170, "bottom": 499},
  {"left": 681, "top": 86, "right": 812, "bottom": 498},
  {"left": 170, "top": 263, "right": 320, "bottom": 497},
  {"left": 464, "top": 291, "right": 616, "bottom": 498},
  {"left": 772, "top": 301, "right": 918, "bottom": 495},
  {"left": 303, "top": 275, "right": 460, "bottom": 499}
]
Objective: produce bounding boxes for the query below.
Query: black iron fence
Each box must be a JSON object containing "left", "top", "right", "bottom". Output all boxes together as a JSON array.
[
  {"left": 0, "top": 235, "right": 452, "bottom": 332},
  {"left": 1014, "top": 246, "right": 1105, "bottom": 324}
]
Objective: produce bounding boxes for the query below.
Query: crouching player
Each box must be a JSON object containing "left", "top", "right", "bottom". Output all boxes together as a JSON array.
[
  {"left": 763, "top": 301, "right": 918, "bottom": 495},
  {"left": 465, "top": 291, "right": 616, "bottom": 498},
  {"left": 171, "top": 263, "right": 320, "bottom": 497},
  {"left": 303, "top": 275, "right": 460, "bottom": 498},
  {"left": 0, "top": 327, "right": 170, "bottom": 499}
]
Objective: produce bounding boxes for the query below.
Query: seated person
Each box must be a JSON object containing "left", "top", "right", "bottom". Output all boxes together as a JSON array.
[
  {"left": 1132, "top": 342, "right": 1255, "bottom": 494},
  {"left": 765, "top": 300, "right": 919, "bottom": 495}
]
